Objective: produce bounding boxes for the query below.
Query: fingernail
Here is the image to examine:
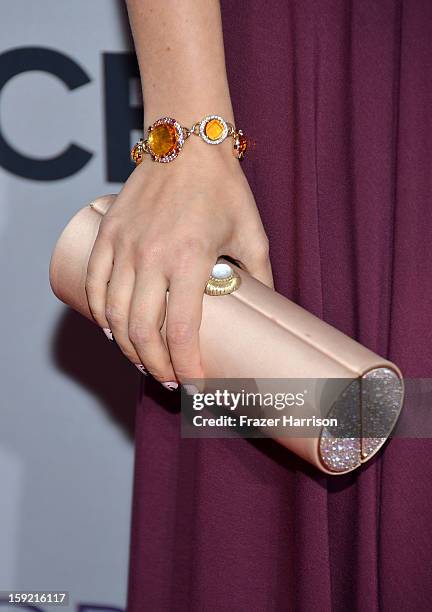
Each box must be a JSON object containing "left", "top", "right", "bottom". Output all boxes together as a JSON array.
[
  {"left": 135, "top": 364, "right": 148, "bottom": 376},
  {"left": 103, "top": 327, "right": 114, "bottom": 341},
  {"left": 182, "top": 384, "right": 200, "bottom": 396},
  {"left": 162, "top": 381, "right": 179, "bottom": 391}
]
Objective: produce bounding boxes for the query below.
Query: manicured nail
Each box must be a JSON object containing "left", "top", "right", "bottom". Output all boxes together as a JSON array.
[
  {"left": 182, "top": 384, "right": 200, "bottom": 396},
  {"left": 103, "top": 327, "right": 114, "bottom": 341},
  {"left": 162, "top": 381, "right": 179, "bottom": 391},
  {"left": 135, "top": 364, "right": 148, "bottom": 376}
]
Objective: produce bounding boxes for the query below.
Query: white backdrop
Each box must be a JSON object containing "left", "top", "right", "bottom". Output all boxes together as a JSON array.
[{"left": 0, "top": 2, "right": 142, "bottom": 610}]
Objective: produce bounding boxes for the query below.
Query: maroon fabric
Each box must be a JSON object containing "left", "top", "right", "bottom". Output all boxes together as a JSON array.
[{"left": 127, "top": 1, "right": 432, "bottom": 610}]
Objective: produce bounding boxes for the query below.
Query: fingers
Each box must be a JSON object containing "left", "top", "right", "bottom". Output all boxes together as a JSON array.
[
  {"left": 166, "top": 255, "right": 215, "bottom": 382},
  {"left": 105, "top": 262, "right": 142, "bottom": 365},
  {"left": 85, "top": 236, "right": 114, "bottom": 328},
  {"left": 128, "top": 271, "right": 177, "bottom": 388}
]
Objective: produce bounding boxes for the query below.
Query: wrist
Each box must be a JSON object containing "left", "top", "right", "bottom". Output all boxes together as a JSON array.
[
  {"left": 133, "top": 112, "right": 247, "bottom": 166},
  {"left": 178, "top": 134, "right": 240, "bottom": 165},
  {"left": 143, "top": 108, "right": 236, "bottom": 133}
]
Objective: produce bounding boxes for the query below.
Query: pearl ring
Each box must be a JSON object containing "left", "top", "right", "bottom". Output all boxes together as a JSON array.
[{"left": 204, "top": 262, "right": 241, "bottom": 296}]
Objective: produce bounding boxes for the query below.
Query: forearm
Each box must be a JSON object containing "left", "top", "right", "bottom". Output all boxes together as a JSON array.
[
  {"left": 88, "top": 3, "right": 272, "bottom": 387},
  {"left": 125, "top": 0, "right": 235, "bottom": 129}
]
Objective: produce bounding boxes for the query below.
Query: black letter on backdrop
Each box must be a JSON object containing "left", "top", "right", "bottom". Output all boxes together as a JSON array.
[
  {"left": 103, "top": 53, "right": 141, "bottom": 183},
  {"left": 0, "top": 47, "right": 92, "bottom": 181}
]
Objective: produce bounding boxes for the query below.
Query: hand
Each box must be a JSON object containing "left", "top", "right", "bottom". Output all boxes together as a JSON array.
[{"left": 85, "top": 142, "right": 273, "bottom": 389}]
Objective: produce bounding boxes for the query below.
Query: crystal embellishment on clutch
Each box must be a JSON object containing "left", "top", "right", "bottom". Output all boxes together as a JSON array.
[
  {"left": 319, "top": 367, "right": 404, "bottom": 473},
  {"left": 360, "top": 367, "right": 403, "bottom": 460}
]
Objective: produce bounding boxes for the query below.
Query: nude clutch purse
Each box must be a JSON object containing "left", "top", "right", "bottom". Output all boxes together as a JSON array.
[{"left": 49, "top": 194, "right": 404, "bottom": 475}]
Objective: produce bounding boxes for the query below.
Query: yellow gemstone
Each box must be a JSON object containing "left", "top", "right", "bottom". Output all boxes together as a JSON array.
[
  {"left": 205, "top": 118, "right": 224, "bottom": 141},
  {"left": 148, "top": 123, "right": 178, "bottom": 157}
]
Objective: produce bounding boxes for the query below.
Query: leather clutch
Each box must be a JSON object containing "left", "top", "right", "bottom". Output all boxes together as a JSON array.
[{"left": 49, "top": 194, "right": 404, "bottom": 475}]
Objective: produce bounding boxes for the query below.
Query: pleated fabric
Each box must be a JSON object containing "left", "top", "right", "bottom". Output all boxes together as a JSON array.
[{"left": 127, "top": 2, "right": 432, "bottom": 610}]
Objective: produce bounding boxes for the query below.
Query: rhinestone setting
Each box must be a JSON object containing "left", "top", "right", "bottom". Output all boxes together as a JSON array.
[
  {"left": 319, "top": 367, "right": 403, "bottom": 473},
  {"left": 199, "top": 114, "right": 229, "bottom": 145},
  {"left": 147, "top": 116, "right": 185, "bottom": 163}
]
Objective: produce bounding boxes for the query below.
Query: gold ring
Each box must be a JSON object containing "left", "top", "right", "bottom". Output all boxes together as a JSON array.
[{"left": 205, "top": 263, "right": 241, "bottom": 296}]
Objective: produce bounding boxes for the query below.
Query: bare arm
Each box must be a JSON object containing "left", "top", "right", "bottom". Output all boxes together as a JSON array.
[
  {"left": 126, "top": 0, "right": 235, "bottom": 127},
  {"left": 85, "top": 0, "right": 273, "bottom": 389}
]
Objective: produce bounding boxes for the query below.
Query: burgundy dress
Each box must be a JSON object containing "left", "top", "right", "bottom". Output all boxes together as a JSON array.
[{"left": 127, "top": 1, "right": 432, "bottom": 610}]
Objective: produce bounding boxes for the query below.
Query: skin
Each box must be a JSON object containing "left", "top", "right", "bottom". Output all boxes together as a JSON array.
[{"left": 85, "top": 0, "right": 273, "bottom": 387}]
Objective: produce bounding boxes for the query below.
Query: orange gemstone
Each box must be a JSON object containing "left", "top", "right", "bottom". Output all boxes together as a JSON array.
[
  {"left": 205, "top": 118, "right": 224, "bottom": 141},
  {"left": 131, "top": 142, "right": 144, "bottom": 164},
  {"left": 238, "top": 134, "right": 248, "bottom": 157},
  {"left": 148, "top": 123, "right": 178, "bottom": 157},
  {"left": 234, "top": 132, "right": 248, "bottom": 160}
]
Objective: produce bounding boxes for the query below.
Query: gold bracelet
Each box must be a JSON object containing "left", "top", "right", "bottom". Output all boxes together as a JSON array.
[{"left": 131, "top": 114, "right": 248, "bottom": 165}]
